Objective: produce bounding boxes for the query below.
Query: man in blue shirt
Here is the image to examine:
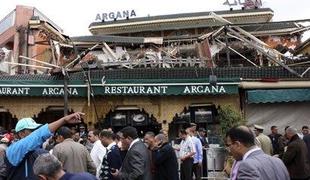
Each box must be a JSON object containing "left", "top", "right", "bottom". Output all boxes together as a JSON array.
[
  {"left": 188, "top": 123, "right": 203, "bottom": 180},
  {"left": 5, "top": 112, "right": 84, "bottom": 180}
]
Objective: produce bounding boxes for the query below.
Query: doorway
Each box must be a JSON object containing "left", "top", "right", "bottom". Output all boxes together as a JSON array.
[{"left": 99, "top": 106, "right": 162, "bottom": 137}]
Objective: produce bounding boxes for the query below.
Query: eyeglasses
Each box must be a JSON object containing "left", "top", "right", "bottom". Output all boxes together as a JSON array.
[
  {"left": 225, "top": 141, "right": 236, "bottom": 148},
  {"left": 225, "top": 143, "right": 232, "bottom": 147}
]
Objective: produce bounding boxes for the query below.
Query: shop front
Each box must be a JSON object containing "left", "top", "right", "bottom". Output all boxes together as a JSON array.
[
  {"left": 0, "top": 72, "right": 240, "bottom": 134},
  {"left": 242, "top": 81, "right": 310, "bottom": 133}
]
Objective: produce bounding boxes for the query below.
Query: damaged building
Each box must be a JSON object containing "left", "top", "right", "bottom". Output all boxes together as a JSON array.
[{"left": 0, "top": 5, "right": 310, "bottom": 136}]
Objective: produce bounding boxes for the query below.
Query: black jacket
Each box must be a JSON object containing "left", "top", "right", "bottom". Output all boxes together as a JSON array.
[
  {"left": 118, "top": 140, "right": 151, "bottom": 180},
  {"left": 282, "top": 134, "right": 310, "bottom": 179},
  {"left": 153, "top": 142, "right": 179, "bottom": 180}
]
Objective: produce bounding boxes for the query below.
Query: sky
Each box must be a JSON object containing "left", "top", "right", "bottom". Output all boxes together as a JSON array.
[{"left": 0, "top": 0, "right": 309, "bottom": 39}]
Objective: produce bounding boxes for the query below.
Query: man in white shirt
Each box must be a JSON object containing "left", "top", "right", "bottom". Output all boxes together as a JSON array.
[
  {"left": 179, "top": 129, "right": 195, "bottom": 180},
  {"left": 88, "top": 130, "right": 106, "bottom": 176}
]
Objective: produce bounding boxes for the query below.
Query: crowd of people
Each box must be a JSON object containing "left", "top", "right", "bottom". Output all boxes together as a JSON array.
[{"left": 0, "top": 113, "right": 309, "bottom": 180}]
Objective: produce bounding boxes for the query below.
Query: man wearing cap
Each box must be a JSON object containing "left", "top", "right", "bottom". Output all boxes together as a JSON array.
[
  {"left": 254, "top": 124, "right": 273, "bottom": 155},
  {"left": 5, "top": 112, "right": 84, "bottom": 180}
]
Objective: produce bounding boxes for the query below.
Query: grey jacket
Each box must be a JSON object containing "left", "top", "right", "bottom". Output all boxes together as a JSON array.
[
  {"left": 52, "top": 138, "right": 96, "bottom": 175},
  {"left": 237, "top": 149, "right": 289, "bottom": 180},
  {"left": 118, "top": 140, "right": 151, "bottom": 180}
]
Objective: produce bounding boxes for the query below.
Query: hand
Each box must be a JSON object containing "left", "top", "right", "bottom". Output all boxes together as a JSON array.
[
  {"left": 180, "top": 156, "right": 185, "bottom": 161},
  {"left": 63, "top": 112, "right": 85, "bottom": 124},
  {"left": 111, "top": 168, "right": 119, "bottom": 177}
]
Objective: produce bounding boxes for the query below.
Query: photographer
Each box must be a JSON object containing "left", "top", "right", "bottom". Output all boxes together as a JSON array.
[{"left": 153, "top": 133, "right": 179, "bottom": 180}]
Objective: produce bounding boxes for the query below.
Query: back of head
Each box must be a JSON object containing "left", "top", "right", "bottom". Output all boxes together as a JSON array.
[
  {"left": 56, "top": 126, "right": 72, "bottom": 139},
  {"left": 120, "top": 126, "right": 138, "bottom": 139},
  {"left": 33, "top": 153, "right": 62, "bottom": 177},
  {"left": 145, "top": 131, "right": 155, "bottom": 138},
  {"left": 99, "top": 130, "right": 114, "bottom": 139},
  {"left": 155, "top": 133, "right": 168, "bottom": 143},
  {"left": 226, "top": 126, "right": 255, "bottom": 147},
  {"left": 286, "top": 127, "right": 297, "bottom": 135},
  {"left": 92, "top": 129, "right": 100, "bottom": 136}
]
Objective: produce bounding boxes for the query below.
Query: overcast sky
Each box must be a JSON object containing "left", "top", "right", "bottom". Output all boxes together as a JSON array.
[{"left": 0, "top": 0, "right": 309, "bottom": 39}]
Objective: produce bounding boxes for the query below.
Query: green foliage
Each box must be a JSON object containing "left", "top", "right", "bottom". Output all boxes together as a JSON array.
[{"left": 218, "top": 105, "right": 246, "bottom": 137}]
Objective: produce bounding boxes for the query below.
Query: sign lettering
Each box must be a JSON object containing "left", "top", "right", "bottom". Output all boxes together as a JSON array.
[
  {"left": 95, "top": 10, "right": 137, "bottom": 22},
  {"left": 0, "top": 84, "right": 237, "bottom": 97},
  {"left": 104, "top": 86, "right": 168, "bottom": 95},
  {"left": 42, "top": 88, "right": 79, "bottom": 96},
  {"left": 183, "top": 85, "right": 226, "bottom": 94},
  {"left": 0, "top": 87, "right": 30, "bottom": 95}
]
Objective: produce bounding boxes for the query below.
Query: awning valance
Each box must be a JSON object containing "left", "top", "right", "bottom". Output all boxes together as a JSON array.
[
  {"left": 0, "top": 78, "right": 239, "bottom": 97},
  {"left": 247, "top": 89, "right": 310, "bottom": 104}
]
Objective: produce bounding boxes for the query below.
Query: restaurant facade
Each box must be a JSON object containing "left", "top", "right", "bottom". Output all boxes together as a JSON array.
[{"left": 0, "top": 5, "right": 310, "bottom": 137}]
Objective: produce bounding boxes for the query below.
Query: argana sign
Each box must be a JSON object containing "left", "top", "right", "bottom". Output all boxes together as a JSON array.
[{"left": 95, "top": 10, "right": 137, "bottom": 22}]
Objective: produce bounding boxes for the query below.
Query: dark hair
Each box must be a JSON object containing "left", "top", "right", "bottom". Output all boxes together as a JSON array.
[
  {"left": 120, "top": 126, "right": 138, "bottom": 139},
  {"left": 145, "top": 131, "right": 155, "bottom": 137},
  {"left": 226, "top": 126, "right": 255, "bottom": 147},
  {"left": 190, "top": 123, "right": 197, "bottom": 127},
  {"left": 93, "top": 129, "right": 100, "bottom": 136},
  {"left": 179, "top": 129, "right": 187, "bottom": 135},
  {"left": 285, "top": 126, "right": 290, "bottom": 131},
  {"left": 56, "top": 126, "right": 72, "bottom": 139},
  {"left": 271, "top": 126, "right": 277, "bottom": 130},
  {"left": 302, "top": 126, "right": 309, "bottom": 130},
  {"left": 113, "top": 133, "right": 120, "bottom": 141},
  {"left": 99, "top": 130, "right": 114, "bottom": 139}
]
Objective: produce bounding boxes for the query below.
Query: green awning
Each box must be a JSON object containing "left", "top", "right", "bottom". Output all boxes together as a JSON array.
[
  {"left": 0, "top": 78, "right": 240, "bottom": 97},
  {"left": 247, "top": 89, "right": 310, "bottom": 104}
]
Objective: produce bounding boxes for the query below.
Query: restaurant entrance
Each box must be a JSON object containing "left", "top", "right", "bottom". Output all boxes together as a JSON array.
[
  {"left": 168, "top": 103, "right": 218, "bottom": 140},
  {"left": 100, "top": 106, "right": 161, "bottom": 136}
]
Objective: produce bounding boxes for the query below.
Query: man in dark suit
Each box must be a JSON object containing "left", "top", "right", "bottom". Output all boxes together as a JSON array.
[
  {"left": 304, "top": 133, "right": 310, "bottom": 165},
  {"left": 268, "top": 125, "right": 284, "bottom": 155},
  {"left": 153, "top": 133, "right": 179, "bottom": 180},
  {"left": 226, "top": 126, "right": 289, "bottom": 180},
  {"left": 282, "top": 127, "right": 310, "bottom": 179},
  {"left": 112, "top": 126, "right": 151, "bottom": 180}
]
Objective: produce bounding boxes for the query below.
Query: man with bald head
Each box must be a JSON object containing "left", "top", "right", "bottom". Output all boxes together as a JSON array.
[
  {"left": 226, "top": 126, "right": 289, "bottom": 180},
  {"left": 282, "top": 127, "right": 310, "bottom": 179},
  {"left": 153, "top": 133, "right": 179, "bottom": 180}
]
